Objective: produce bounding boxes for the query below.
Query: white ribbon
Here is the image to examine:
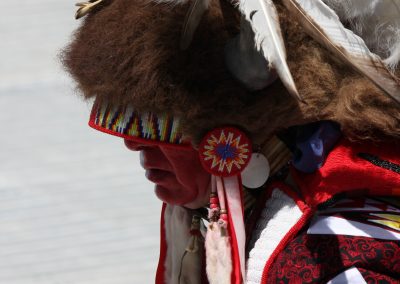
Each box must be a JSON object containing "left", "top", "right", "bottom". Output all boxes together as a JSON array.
[{"left": 222, "top": 176, "right": 246, "bottom": 283}]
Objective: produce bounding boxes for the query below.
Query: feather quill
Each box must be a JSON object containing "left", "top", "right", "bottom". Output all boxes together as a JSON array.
[
  {"left": 322, "top": 0, "right": 400, "bottom": 70},
  {"left": 281, "top": 0, "right": 400, "bottom": 103},
  {"left": 239, "top": 0, "right": 301, "bottom": 100},
  {"left": 180, "top": 0, "right": 211, "bottom": 50}
]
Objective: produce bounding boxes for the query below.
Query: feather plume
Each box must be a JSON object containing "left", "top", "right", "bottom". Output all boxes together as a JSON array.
[
  {"left": 281, "top": 0, "right": 400, "bottom": 104},
  {"left": 322, "top": 0, "right": 400, "bottom": 70},
  {"left": 180, "top": 0, "right": 211, "bottom": 50},
  {"left": 239, "top": 0, "right": 301, "bottom": 100}
]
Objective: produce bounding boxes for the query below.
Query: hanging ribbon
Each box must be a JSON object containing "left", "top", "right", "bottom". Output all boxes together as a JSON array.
[
  {"left": 199, "top": 127, "right": 252, "bottom": 284},
  {"left": 223, "top": 176, "right": 246, "bottom": 283}
]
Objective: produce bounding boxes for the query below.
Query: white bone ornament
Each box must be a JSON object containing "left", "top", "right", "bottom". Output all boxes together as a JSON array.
[{"left": 241, "top": 153, "right": 270, "bottom": 189}]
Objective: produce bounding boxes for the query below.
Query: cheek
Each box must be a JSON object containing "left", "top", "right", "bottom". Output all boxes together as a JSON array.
[
  {"left": 164, "top": 150, "right": 211, "bottom": 200},
  {"left": 146, "top": 168, "right": 199, "bottom": 205},
  {"left": 168, "top": 153, "right": 205, "bottom": 185}
]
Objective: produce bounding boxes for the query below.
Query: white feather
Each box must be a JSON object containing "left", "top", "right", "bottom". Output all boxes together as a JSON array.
[
  {"left": 281, "top": 0, "right": 400, "bottom": 103},
  {"left": 322, "top": 0, "right": 400, "bottom": 69},
  {"left": 386, "top": 42, "right": 400, "bottom": 69},
  {"left": 239, "top": 0, "right": 301, "bottom": 100},
  {"left": 180, "top": 0, "right": 211, "bottom": 49}
]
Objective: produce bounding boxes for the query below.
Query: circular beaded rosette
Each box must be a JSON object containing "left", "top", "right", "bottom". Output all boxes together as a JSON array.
[{"left": 199, "top": 127, "right": 252, "bottom": 177}]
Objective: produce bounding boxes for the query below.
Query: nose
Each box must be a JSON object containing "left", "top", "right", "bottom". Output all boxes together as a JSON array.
[{"left": 124, "top": 139, "right": 147, "bottom": 151}]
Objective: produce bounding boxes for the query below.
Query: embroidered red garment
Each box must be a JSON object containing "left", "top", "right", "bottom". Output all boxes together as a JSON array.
[
  {"left": 262, "top": 139, "right": 400, "bottom": 283},
  {"left": 291, "top": 139, "right": 400, "bottom": 207},
  {"left": 267, "top": 232, "right": 400, "bottom": 283}
]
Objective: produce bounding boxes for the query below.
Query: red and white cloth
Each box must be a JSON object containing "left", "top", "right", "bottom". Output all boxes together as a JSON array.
[{"left": 157, "top": 139, "right": 400, "bottom": 283}]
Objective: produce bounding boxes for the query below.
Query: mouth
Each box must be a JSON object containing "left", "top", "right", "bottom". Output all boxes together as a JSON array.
[
  {"left": 145, "top": 169, "right": 171, "bottom": 183},
  {"left": 146, "top": 170, "right": 190, "bottom": 205}
]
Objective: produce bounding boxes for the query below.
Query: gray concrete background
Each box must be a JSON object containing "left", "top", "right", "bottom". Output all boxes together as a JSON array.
[{"left": 0, "top": 1, "right": 160, "bottom": 283}]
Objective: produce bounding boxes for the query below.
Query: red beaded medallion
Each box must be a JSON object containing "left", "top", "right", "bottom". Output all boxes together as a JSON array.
[{"left": 199, "top": 127, "right": 252, "bottom": 177}]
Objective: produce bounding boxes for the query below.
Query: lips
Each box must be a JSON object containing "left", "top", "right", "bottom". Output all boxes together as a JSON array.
[
  {"left": 146, "top": 171, "right": 193, "bottom": 205},
  {"left": 145, "top": 169, "right": 171, "bottom": 183}
]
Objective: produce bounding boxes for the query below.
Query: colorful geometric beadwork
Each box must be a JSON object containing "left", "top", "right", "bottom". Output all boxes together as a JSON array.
[
  {"left": 199, "top": 127, "right": 252, "bottom": 177},
  {"left": 89, "top": 101, "right": 187, "bottom": 146}
]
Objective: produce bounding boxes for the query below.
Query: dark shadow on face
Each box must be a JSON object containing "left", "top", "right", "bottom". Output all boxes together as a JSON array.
[{"left": 124, "top": 139, "right": 211, "bottom": 209}]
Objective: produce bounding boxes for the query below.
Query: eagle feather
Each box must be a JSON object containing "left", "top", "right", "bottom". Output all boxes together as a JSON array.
[{"left": 281, "top": 0, "right": 400, "bottom": 103}]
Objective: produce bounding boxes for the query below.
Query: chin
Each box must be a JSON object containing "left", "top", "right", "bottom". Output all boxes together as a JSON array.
[
  {"left": 183, "top": 189, "right": 210, "bottom": 209},
  {"left": 154, "top": 185, "right": 208, "bottom": 209},
  {"left": 154, "top": 185, "right": 192, "bottom": 205}
]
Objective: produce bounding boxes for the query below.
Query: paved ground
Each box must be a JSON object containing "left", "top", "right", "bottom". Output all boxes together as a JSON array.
[{"left": 0, "top": 1, "right": 161, "bottom": 283}]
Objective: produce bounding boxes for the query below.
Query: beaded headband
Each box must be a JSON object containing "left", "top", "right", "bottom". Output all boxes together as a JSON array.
[{"left": 89, "top": 100, "right": 190, "bottom": 147}]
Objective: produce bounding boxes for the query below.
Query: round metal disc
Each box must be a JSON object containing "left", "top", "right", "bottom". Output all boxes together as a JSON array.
[{"left": 241, "top": 153, "right": 270, "bottom": 189}]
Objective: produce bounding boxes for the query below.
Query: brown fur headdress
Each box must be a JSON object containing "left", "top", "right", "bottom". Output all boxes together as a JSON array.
[{"left": 62, "top": 0, "right": 400, "bottom": 144}]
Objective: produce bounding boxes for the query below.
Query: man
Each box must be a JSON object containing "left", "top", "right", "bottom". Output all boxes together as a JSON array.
[{"left": 64, "top": 0, "right": 400, "bottom": 282}]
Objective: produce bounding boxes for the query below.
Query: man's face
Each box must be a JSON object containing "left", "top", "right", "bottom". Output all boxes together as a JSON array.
[{"left": 124, "top": 139, "right": 211, "bottom": 209}]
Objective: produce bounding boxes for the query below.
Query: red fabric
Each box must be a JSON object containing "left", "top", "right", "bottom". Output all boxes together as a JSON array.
[
  {"left": 223, "top": 176, "right": 243, "bottom": 284},
  {"left": 291, "top": 139, "right": 400, "bottom": 207},
  {"left": 227, "top": 206, "right": 242, "bottom": 284},
  {"left": 155, "top": 203, "right": 167, "bottom": 284},
  {"left": 358, "top": 267, "right": 400, "bottom": 284},
  {"left": 267, "top": 232, "right": 400, "bottom": 283}
]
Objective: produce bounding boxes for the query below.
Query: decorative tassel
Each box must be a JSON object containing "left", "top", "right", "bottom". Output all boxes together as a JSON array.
[
  {"left": 186, "top": 215, "right": 202, "bottom": 253},
  {"left": 206, "top": 220, "right": 232, "bottom": 284},
  {"left": 205, "top": 177, "right": 232, "bottom": 284}
]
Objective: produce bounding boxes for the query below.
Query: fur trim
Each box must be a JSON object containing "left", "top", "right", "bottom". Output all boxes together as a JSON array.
[
  {"left": 205, "top": 223, "right": 232, "bottom": 284},
  {"left": 62, "top": 0, "right": 400, "bottom": 144},
  {"left": 153, "top": 0, "right": 189, "bottom": 5}
]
